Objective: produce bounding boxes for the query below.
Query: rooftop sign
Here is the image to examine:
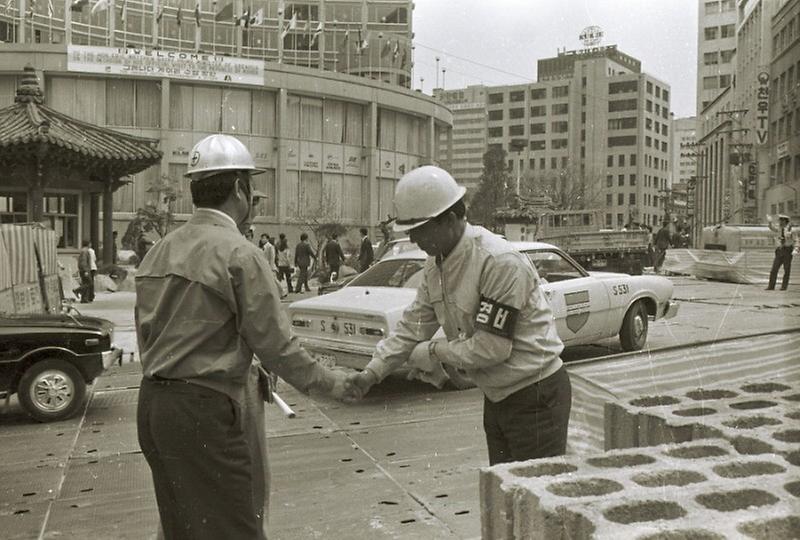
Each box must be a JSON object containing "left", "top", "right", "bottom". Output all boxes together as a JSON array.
[{"left": 579, "top": 26, "right": 603, "bottom": 47}]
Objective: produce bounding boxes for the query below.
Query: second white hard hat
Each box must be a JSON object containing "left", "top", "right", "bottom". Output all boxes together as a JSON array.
[{"left": 393, "top": 165, "right": 466, "bottom": 232}]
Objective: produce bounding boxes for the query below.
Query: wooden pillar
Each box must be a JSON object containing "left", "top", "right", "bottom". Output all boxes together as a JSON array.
[
  {"left": 102, "top": 181, "right": 114, "bottom": 265},
  {"left": 89, "top": 192, "right": 100, "bottom": 255},
  {"left": 29, "top": 176, "right": 44, "bottom": 223}
]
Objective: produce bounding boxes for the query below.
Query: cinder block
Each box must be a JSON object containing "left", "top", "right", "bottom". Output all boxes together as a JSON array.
[
  {"left": 603, "top": 379, "right": 800, "bottom": 457},
  {"left": 480, "top": 438, "right": 799, "bottom": 540}
]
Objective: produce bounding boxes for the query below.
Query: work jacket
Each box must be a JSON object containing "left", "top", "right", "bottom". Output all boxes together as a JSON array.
[
  {"left": 135, "top": 208, "right": 333, "bottom": 404},
  {"left": 365, "top": 224, "right": 564, "bottom": 402},
  {"left": 769, "top": 221, "right": 799, "bottom": 250}
]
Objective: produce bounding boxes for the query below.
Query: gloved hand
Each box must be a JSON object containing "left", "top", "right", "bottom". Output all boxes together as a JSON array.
[
  {"left": 327, "top": 369, "right": 354, "bottom": 402},
  {"left": 343, "top": 369, "right": 378, "bottom": 402}
]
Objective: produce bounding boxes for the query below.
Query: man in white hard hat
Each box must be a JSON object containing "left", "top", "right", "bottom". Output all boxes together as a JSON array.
[
  {"left": 135, "top": 134, "right": 351, "bottom": 539},
  {"left": 766, "top": 213, "right": 799, "bottom": 290},
  {"left": 346, "top": 166, "right": 572, "bottom": 465}
]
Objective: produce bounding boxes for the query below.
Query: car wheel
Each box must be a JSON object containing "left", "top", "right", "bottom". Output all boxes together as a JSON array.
[
  {"left": 18, "top": 359, "right": 87, "bottom": 422},
  {"left": 619, "top": 300, "right": 649, "bottom": 352},
  {"left": 442, "top": 364, "right": 476, "bottom": 390}
]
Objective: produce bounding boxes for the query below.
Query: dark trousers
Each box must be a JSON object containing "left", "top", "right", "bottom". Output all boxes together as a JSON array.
[
  {"left": 138, "top": 378, "right": 265, "bottom": 540},
  {"left": 277, "top": 266, "right": 293, "bottom": 290},
  {"left": 768, "top": 247, "right": 793, "bottom": 290},
  {"left": 294, "top": 265, "right": 310, "bottom": 292},
  {"left": 77, "top": 271, "right": 93, "bottom": 303},
  {"left": 328, "top": 264, "right": 340, "bottom": 282},
  {"left": 483, "top": 365, "right": 572, "bottom": 465}
]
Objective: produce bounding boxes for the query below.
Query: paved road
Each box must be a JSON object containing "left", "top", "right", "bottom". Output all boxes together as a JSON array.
[{"left": 1, "top": 276, "right": 798, "bottom": 539}]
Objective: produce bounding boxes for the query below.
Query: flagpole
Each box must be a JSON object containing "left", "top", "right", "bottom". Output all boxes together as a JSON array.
[
  {"left": 48, "top": 2, "right": 52, "bottom": 43},
  {"left": 211, "top": 0, "right": 216, "bottom": 54}
]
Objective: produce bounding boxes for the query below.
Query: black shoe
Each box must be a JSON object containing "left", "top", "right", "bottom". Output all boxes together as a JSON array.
[
  {"left": 765, "top": 287, "right": 775, "bottom": 290},
  {"left": 780, "top": 287, "right": 788, "bottom": 291}
]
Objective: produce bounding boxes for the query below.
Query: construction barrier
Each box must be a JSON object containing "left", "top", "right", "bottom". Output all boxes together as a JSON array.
[
  {"left": 663, "top": 248, "right": 800, "bottom": 286},
  {"left": 0, "top": 224, "right": 61, "bottom": 314}
]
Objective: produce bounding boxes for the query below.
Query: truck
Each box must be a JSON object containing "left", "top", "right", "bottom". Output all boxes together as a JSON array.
[{"left": 497, "top": 208, "right": 650, "bottom": 275}]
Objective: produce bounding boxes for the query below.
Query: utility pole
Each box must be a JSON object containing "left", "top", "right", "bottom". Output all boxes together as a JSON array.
[
  {"left": 419, "top": 76, "right": 424, "bottom": 92},
  {"left": 441, "top": 67, "right": 446, "bottom": 90}
]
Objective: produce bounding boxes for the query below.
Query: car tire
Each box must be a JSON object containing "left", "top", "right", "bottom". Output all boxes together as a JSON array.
[
  {"left": 442, "top": 364, "right": 476, "bottom": 390},
  {"left": 18, "top": 359, "right": 87, "bottom": 422},
  {"left": 619, "top": 300, "right": 649, "bottom": 352}
]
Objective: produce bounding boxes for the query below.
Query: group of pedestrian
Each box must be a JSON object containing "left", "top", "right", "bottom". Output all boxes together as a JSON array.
[
  {"left": 134, "top": 135, "right": 572, "bottom": 539},
  {"left": 253, "top": 231, "right": 318, "bottom": 294}
]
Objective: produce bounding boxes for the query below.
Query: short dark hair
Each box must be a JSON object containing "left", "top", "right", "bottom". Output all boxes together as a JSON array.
[
  {"left": 331, "top": 233, "right": 338, "bottom": 240},
  {"left": 189, "top": 171, "right": 241, "bottom": 207},
  {"left": 300, "top": 232, "right": 308, "bottom": 241},
  {"left": 433, "top": 198, "right": 466, "bottom": 224},
  {"left": 360, "top": 227, "right": 368, "bottom": 236}
]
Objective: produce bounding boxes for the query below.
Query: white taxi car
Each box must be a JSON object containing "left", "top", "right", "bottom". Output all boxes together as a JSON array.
[{"left": 288, "top": 242, "right": 678, "bottom": 385}]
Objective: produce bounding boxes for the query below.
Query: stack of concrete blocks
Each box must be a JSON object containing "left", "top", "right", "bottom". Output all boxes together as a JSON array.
[{"left": 480, "top": 379, "right": 799, "bottom": 539}]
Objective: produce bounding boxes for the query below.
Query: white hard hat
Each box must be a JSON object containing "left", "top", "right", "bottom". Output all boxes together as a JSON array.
[
  {"left": 778, "top": 214, "right": 790, "bottom": 220},
  {"left": 185, "top": 134, "right": 266, "bottom": 179},
  {"left": 393, "top": 166, "right": 466, "bottom": 232}
]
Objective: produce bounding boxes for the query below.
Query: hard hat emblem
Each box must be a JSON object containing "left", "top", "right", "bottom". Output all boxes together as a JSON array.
[{"left": 190, "top": 151, "right": 200, "bottom": 167}]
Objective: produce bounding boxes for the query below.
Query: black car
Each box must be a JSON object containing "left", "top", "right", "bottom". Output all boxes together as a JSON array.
[{"left": 0, "top": 312, "right": 122, "bottom": 422}]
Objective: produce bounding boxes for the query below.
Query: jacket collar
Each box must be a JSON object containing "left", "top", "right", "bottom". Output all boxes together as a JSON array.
[
  {"left": 190, "top": 208, "right": 240, "bottom": 232},
  {"left": 435, "top": 222, "right": 474, "bottom": 269}
]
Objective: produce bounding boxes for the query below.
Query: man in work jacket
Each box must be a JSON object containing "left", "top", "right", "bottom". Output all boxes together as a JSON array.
[
  {"left": 135, "top": 134, "right": 351, "bottom": 540},
  {"left": 346, "top": 166, "right": 572, "bottom": 465},
  {"left": 767, "top": 213, "right": 800, "bottom": 290}
]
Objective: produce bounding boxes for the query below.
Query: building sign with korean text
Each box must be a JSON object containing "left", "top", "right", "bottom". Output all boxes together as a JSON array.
[
  {"left": 755, "top": 71, "right": 769, "bottom": 146},
  {"left": 67, "top": 45, "right": 265, "bottom": 86}
]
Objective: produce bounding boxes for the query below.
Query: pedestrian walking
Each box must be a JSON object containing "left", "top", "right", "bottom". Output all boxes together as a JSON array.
[
  {"left": 87, "top": 241, "right": 97, "bottom": 301},
  {"left": 135, "top": 134, "right": 352, "bottom": 540},
  {"left": 653, "top": 220, "right": 672, "bottom": 274},
  {"left": 766, "top": 214, "right": 799, "bottom": 291},
  {"left": 323, "top": 232, "right": 345, "bottom": 282},
  {"left": 276, "top": 233, "right": 294, "bottom": 292},
  {"left": 358, "top": 227, "right": 374, "bottom": 272},
  {"left": 258, "top": 233, "right": 269, "bottom": 250},
  {"left": 112, "top": 230, "right": 119, "bottom": 265},
  {"left": 294, "top": 232, "right": 316, "bottom": 293},
  {"left": 245, "top": 228, "right": 255, "bottom": 243},
  {"left": 261, "top": 234, "right": 285, "bottom": 299},
  {"left": 345, "top": 166, "right": 572, "bottom": 465},
  {"left": 74, "top": 240, "right": 93, "bottom": 303}
]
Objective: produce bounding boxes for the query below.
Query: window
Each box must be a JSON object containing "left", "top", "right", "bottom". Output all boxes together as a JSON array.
[
  {"left": 608, "top": 117, "right": 637, "bottom": 130},
  {"left": 646, "top": 136, "right": 652, "bottom": 147},
  {"left": 552, "top": 85, "right": 569, "bottom": 98},
  {"left": 618, "top": 175, "right": 625, "bottom": 186},
  {"left": 529, "top": 158, "right": 536, "bottom": 169},
  {"left": 609, "top": 80, "right": 638, "bottom": 94},
  {"left": 704, "top": 52, "right": 719, "bottom": 65},
  {"left": 608, "top": 135, "right": 637, "bottom": 147},
  {"left": 705, "top": 2, "right": 719, "bottom": 15},
  {"left": 606, "top": 175, "right": 613, "bottom": 187},
  {"left": 630, "top": 154, "right": 637, "bottom": 165},
  {"left": 720, "top": 24, "right": 734, "bottom": 38},
  {"left": 488, "top": 127, "right": 503, "bottom": 137},
  {"left": 607, "top": 156, "right": 614, "bottom": 166},
  {"left": 524, "top": 250, "right": 583, "bottom": 282},
  {"left": 551, "top": 157, "right": 557, "bottom": 169},
  {"left": 42, "top": 193, "right": 80, "bottom": 249},
  {"left": 488, "top": 110, "right": 504, "bottom": 121},
  {"left": 551, "top": 139, "right": 568, "bottom": 149},
  {"left": 530, "top": 140, "right": 545, "bottom": 150},
  {"left": 655, "top": 86, "right": 661, "bottom": 98},
  {"left": 530, "top": 105, "right": 547, "bottom": 117},
  {"left": 488, "top": 93, "right": 504, "bottom": 104},
  {"left": 719, "top": 74, "right": 732, "bottom": 88},
  {"left": 510, "top": 90, "right": 525, "bottom": 102},
  {"left": 646, "top": 81, "right": 653, "bottom": 94},
  {"left": 630, "top": 174, "right": 637, "bottom": 185},
  {"left": 106, "top": 79, "right": 161, "bottom": 127},
  {"left": 509, "top": 107, "right": 525, "bottom": 119},
  {"left": 720, "top": 49, "right": 734, "bottom": 63},
  {"left": 662, "top": 89, "right": 669, "bottom": 102},
  {"left": 618, "top": 154, "right": 626, "bottom": 166},
  {"left": 0, "top": 191, "right": 28, "bottom": 225},
  {"left": 530, "top": 88, "right": 547, "bottom": 100},
  {"left": 661, "top": 141, "right": 668, "bottom": 152},
  {"left": 704, "top": 27, "right": 717, "bottom": 40},
  {"left": 618, "top": 193, "right": 624, "bottom": 205},
  {"left": 509, "top": 125, "right": 524, "bottom": 136},
  {"left": 606, "top": 193, "right": 613, "bottom": 206},
  {"left": 552, "top": 103, "right": 569, "bottom": 115},
  {"left": 551, "top": 121, "right": 568, "bottom": 133},
  {"left": 608, "top": 99, "right": 637, "bottom": 112},
  {"left": 530, "top": 122, "right": 546, "bottom": 134},
  {"left": 540, "top": 158, "right": 545, "bottom": 169}
]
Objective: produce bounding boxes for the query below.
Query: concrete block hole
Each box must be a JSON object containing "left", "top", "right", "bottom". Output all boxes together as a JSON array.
[
  {"left": 721, "top": 416, "right": 782, "bottom": 429},
  {"left": 603, "top": 500, "right": 686, "bottom": 524},
  {"left": 672, "top": 407, "right": 716, "bottom": 417},
  {"left": 784, "top": 481, "right": 800, "bottom": 498},
  {"left": 695, "top": 489, "right": 779, "bottom": 512},
  {"left": 630, "top": 395, "right": 681, "bottom": 407},
  {"left": 737, "top": 516, "right": 800, "bottom": 540},
  {"left": 631, "top": 469, "right": 707, "bottom": 488},
  {"left": 685, "top": 389, "right": 738, "bottom": 400},
  {"left": 586, "top": 454, "right": 656, "bottom": 468},
  {"left": 711, "top": 461, "right": 785, "bottom": 479},
  {"left": 772, "top": 429, "right": 800, "bottom": 443},
  {"left": 730, "top": 436, "right": 776, "bottom": 455},
  {"left": 509, "top": 462, "right": 578, "bottom": 478},
  {"left": 637, "top": 530, "right": 725, "bottom": 540},
  {"left": 739, "top": 382, "right": 791, "bottom": 393},
  {"left": 783, "top": 393, "right": 800, "bottom": 402},
  {"left": 786, "top": 451, "right": 800, "bottom": 467},
  {"left": 545, "top": 477, "right": 624, "bottom": 497},
  {"left": 728, "top": 400, "right": 777, "bottom": 410},
  {"left": 785, "top": 411, "right": 800, "bottom": 421},
  {"left": 663, "top": 445, "right": 728, "bottom": 459}
]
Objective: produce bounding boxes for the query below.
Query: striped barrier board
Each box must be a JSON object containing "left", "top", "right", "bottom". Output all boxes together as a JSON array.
[
  {"left": 0, "top": 232, "right": 11, "bottom": 291},
  {"left": 0, "top": 224, "right": 38, "bottom": 286}
]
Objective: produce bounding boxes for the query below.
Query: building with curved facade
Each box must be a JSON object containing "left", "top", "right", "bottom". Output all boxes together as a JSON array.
[{"left": 0, "top": 0, "right": 453, "bottom": 253}]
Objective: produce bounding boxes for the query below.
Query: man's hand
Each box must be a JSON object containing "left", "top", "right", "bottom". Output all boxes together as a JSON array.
[
  {"left": 343, "top": 370, "right": 378, "bottom": 402},
  {"left": 326, "top": 369, "right": 352, "bottom": 401}
]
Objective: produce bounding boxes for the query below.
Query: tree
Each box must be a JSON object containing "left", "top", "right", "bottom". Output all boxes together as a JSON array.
[
  {"left": 519, "top": 165, "right": 601, "bottom": 211},
  {"left": 468, "top": 146, "right": 513, "bottom": 232},
  {"left": 121, "top": 174, "right": 180, "bottom": 263}
]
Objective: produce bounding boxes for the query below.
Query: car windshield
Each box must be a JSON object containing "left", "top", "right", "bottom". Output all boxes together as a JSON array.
[
  {"left": 347, "top": 258, "right": 425, "bottom": 288},
  {"left": 522, "top": 250, "right": 584, "bottom": 282}
]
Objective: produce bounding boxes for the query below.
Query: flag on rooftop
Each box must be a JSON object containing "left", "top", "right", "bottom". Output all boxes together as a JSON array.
[
  {"left": 280, "top": 10, "right": 296, "bottom": 39},
  {"left": 194, "top": 0, "right": 200, "bottom": 25},
  {"left": 90, "top": 0, "right": 108, "bottom": 15},
  {"left": 47, "top": 0, "right": 54, "bottom": 18},
  {"left": 311, "top": 21, "right": 322, "bottom": 46},
  {"left": 214, "top": 1, "right": 232, "bottom": 22},
  {"left": 155, "top": 3, "right": 163, "bottom": 24},
  {"left": 119, "top": 0, "right": 127, "bottom": 22},
  {"left": 250, "top": 7, "right": 263, "bottom": 27},
  {"left": 176, "top": 5, "right": 182, "bottom": 26}
]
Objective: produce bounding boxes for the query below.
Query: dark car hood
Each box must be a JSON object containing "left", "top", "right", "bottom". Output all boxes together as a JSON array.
[{"left": 0, "top": 313, "right": 114, "bottom": 335}]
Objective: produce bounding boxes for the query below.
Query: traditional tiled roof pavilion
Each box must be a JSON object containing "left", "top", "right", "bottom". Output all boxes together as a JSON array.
[{"left": 0, "top": 65, "right": 162, "bottom": 264}]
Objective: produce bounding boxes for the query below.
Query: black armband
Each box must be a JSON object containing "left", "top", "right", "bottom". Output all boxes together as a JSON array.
[{"left": 474, "top": 296, "right": 519, "bottom": 338}]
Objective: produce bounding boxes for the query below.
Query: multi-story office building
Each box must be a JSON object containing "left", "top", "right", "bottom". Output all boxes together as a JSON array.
[
  {"left": 434, "top": 85, "right": 487, "bottom": 193},
  {"left": 0, "top": 1, "right": 453, "bottom": 252},
  {"left": 697, "top": 0, "right": 737, "bottom": 114},
  {"left": 765, "top": 0, "right": 800, "bottom": 218},
  {"left": 442, "top": 45, "right": 672, "bottom": 229},
  {"left": 670, "top": 116, "right": 698, "bottom": 228}
]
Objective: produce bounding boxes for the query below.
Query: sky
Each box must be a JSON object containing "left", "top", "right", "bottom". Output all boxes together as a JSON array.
[{"left": 412, "top": 0, "right": 699, "bottom": 118}]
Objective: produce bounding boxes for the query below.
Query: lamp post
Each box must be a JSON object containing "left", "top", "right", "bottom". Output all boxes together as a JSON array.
[
  {"left": 510, "top": 139, "right": 527, "bottom": 196},
  {"left": 435, "top": 56, "right": 440, "bottom": 88}
]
